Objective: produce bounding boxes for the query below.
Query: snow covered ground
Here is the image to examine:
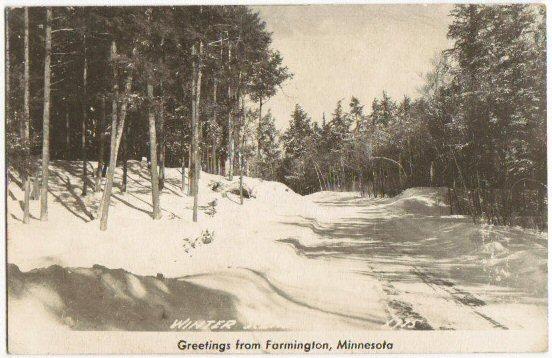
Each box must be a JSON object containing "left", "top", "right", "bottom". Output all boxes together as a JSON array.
[{"left": 6, "top": 160, "right": 548, "bottom": 333}]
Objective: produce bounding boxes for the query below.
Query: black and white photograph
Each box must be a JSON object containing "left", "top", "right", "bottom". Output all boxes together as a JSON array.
[{"left": 4, "top": 2, "right": 548, "bottom": 354}]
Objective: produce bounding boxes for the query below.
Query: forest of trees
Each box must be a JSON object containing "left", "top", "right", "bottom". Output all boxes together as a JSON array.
[
  {"left": 5, "top": 6, "right": 291, "bottom": 229},
  {"left": 277, "top": 4, "right": 546, "bottom": 228},
  {"left": 5, "top": 4, "right": 547, "bottom": 230}
]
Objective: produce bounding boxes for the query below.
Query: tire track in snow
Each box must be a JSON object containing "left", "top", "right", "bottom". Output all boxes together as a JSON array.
[
  {"left": 368, "top": 265, "right": 434, "bottom": 330},
  {"left": 241, "top": 268, "right": 387, "bottom": 326},
  {"left": 368, "top": 216, "right": 509, "bottom": 330},
  {"left": 409, "top": 268, "right": 508, "bottom": 330},
  {"left": 293, "top": 197, "right": 509, "bottom": 331}
]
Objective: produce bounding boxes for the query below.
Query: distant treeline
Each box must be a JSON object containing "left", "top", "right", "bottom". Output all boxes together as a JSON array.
[
  {"left": 276, "top": 4, "right": 546, "bottom": 228},
  {"left": 5, "top": 5, "right": 547, "bottom": 230}
]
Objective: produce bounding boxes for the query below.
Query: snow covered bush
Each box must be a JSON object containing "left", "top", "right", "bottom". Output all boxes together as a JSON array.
[
  {"left": 205, "top": 200, "right": 217, "bottom": 216},
  {"left": 182, "top": 230, "right": 215, "bottom": 253},
  {"left": 200, "top": 230, "right": 215, "bottom": 244}
]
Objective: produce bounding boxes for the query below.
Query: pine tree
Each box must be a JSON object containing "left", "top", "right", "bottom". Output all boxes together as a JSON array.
[
  {"left": 257, "top": 110, "right": 281, "bottom": 180},
  {"left": 281, "top": 104, "right": 316, "bottom": 193}
]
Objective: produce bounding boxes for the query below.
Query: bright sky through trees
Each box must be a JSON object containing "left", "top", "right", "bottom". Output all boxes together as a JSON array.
[{"left": 252, "top": 4, "right": 453, "bottom": 128}]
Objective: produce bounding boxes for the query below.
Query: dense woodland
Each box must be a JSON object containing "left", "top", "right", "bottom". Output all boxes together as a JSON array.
[
  {"left": 277, "top": 4, "right": 547, "bottom": 228},
  {"left": 6, "top": 6, "right": 291, "bottom": 229},
  {"left": 5, "top": 5, "right": 547, "bottom": 230}
]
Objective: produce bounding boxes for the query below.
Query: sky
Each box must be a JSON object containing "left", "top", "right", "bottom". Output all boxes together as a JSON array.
[{"left": 250, "top": 4, "right": 454, "bottom": 129}]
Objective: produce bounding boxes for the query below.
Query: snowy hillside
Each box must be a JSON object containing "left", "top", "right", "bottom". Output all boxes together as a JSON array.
[{"left": 7, "top": 160, "right": 547, "bottom": 334}]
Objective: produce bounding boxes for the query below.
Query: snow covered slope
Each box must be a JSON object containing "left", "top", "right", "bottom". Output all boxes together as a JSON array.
[
  {"left": 7, "top": 161, "right": 547, "bottom": 332},
  {"left": 7, "top": 161, "right": 387, "bottom": 331}
]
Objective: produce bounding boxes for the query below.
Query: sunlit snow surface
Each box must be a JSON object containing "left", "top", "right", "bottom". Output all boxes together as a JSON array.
[{"left": 7, "top": 161, "right": 547, "bottom": 332}]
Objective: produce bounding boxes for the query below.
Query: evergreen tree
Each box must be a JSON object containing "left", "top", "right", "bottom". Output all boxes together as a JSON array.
[
  {"left": 281, "top": 104, "right": 315, "bottom": 193},
  {"left": 256, "top": 110, "right": 281, "bottom": 180}
]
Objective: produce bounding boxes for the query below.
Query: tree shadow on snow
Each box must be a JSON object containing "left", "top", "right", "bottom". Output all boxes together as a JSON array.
[{"left": 277, "top": 205, "right": 547, "bottom": 300}]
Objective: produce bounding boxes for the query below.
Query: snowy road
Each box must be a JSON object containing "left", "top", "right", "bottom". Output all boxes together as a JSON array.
[{"left": 273, "top": 190, "right": 547, "bottom": 331}]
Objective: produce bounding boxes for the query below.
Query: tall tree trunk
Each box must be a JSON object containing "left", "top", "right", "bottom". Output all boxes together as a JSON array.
[
  {"left": 257, "top": 97, "right": 263, "bottom": 174},
  {"left": 157, "top": 43, "right": 167, "bottom": 190},
  {"left": 65, "top": 98, "right": 70, "bottom": 158},
  {"left": 239, "top": 97, "right": 245, "bottom": 205},
  {"left": 191, "top": 41, "right": 203, "bottom": 222},
  {"left": 22, "top": 8, "right": 31, "bottom": 223},
  {"left": 121, "top": 123, "right": 128, "bottom": 193},
  {"left": 81, "top": 34, "right": 88, "bottom": 196},
  {"left": 99, "top": 41, "right": 120, "bottom": 224},
  {"left": 40, "top": 8, "right": 52, "bottom": 221},
  {"left": 95, "top": 95, "right": 106, "bottom": 191},
  {"left": 211, "top": 144, "right": 216, "bottom": 175},
  {"left": 202, "top": 146, "right": 207, "bottom": 173},
  {"left": 239, "top": 148, "right": 244, "bottom": 204},
  {"left": 212, "top": 78, "right": 218, "bottom": 175},
  {"left": 100, "top": 71, "right": 132, "bottom": 231},
  {"left": 190, "top": 43, "right": 198, "bottom": 202},
  {"left": 5, "top": 9, "right": 10, "bottom": 123},
  {"left": 227, "top": 43, "right": 234, "bottom": 181},
  {"left": 181, "top": 145, "right": 186, "bottom": 192},
  {"left": 187, "top": 145, "right": 192, "bottom": 195},
  {"left": 158, "top": 82, "right": 165, "bottom": 191},
  {"left": 147, "top": 76, "right": 162, "bottom": 219}
]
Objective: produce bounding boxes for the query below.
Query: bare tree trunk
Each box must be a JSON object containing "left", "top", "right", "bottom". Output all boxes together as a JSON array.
[
  {"left": 239, "top": 149, "right": 244, "bottom": 204},
  {"left": 227, "top": 43, "right": 234, "bottom": 181},
  {"left": 158, "top": 82, "right": 165, "bottom": 191},
  {"left": 121, "top": 122, "right": 128, "bottom": 193},
  {"left": 189, "top": 43, "right": 198, "bottom": 199},
  {"left": 203, "top": 145, "right": 208, "bottom": 173},
  {"left": 64, "top": 20, "right": 71, "bottom": 159},
  {"left": 40, "top": 8, "right": 52, "bottom": 221},
  {"left": 257, "top": 97, "right": 263, "bottom": 175},
  {"left": 239, "top": 97, "right": 245, "bottom": 205},
  {"left": 181, "top": 145, "right": 186, "bottom": 192},
  {"left": 211, "top": 143, "right": 216, "bottom": 175},
  {"left": 81, "top": 33, "right": 88, "bottom": 196},
  {"left": 6, "top": 9, "right": 10, "bottom": 123},
  {"left": 108, "top": 95, "right": 118, "bottom": 177},
  {"left": 212, "top": 78, "right": 218, "bottom": 175},
  {"left": 22, "top": 8, "right": 31, "bottom": 223},
  {"left": 31, "top": 174, "right": 40, "bottom": 200},
  {"left": 65, "top": 98, "right": 70, "bottom": 158},
  {"left": 99, "top": 41, "right": 119, "bottom": 221},
  {"left": 313, "top": 162, "right": 324, "bottom": 192},
  {"left": 95, "top": 95, "right": 106, "bottom": 192},
  {"left": 187, "top": 145, "right": 192, "bottom": 195},
  {"left": 191, "top": 41, "right": 203, "bottom": 222},
  {"left": 100, "top": 72, "right": 132, "bottom": 231},
  {"left": 99, "top": 42, "right": 128, "bottom": 230},
  {"left": 147, "top": 76, "right": 162, "bottom": 219}
]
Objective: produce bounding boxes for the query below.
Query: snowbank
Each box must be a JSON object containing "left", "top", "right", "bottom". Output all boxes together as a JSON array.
[
  {"left": 7, "top": 160, "right": 388, "bottom": 331},
  {"left": 7, "top": 263, "right": 237, "bottom": 331},
  {"left": 384, "top": 187, "right": 450, "bottom": 216},
  {"left": 7, "top": 165, "right": 546, "bottom": 333},
  {"left": 6, "top": 160, "right": 305, "bottom": 275}
]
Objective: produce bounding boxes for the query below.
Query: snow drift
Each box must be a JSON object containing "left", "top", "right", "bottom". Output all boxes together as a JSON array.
[
  {"left": 7, "top": 161, "right": 388, "bottom": 332},
  {"left": 7, "top": 161, "right": 547, "bottom": 333}
]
